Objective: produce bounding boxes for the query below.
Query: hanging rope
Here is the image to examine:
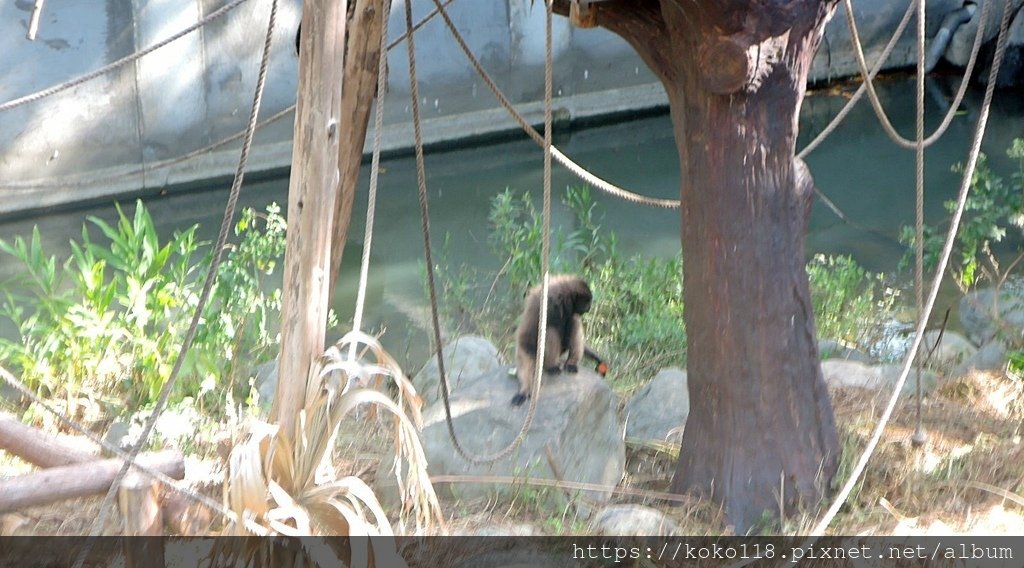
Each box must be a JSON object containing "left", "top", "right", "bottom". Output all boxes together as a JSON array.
[
  {"left": 808, "top": 0, "right": 1016, "bottom": 537},
  {"left": 0, "top": 0, "right": 252, "bottom": 113},
  {"left": 350, "top": 0, "right": 393, "bottom": 347},
  {"left": 414, "top": 0, "right": 556, "bottom": 465},
  {"left": 843, "top": 0, "right": 991, "bottom": 150},
  {"left": 428, "top": 0, "right": 680, "bottom": 209},
  {"left": 78, "top": 0, "right": 278, "bottom": 549},
  {"left": 912, "top": 0, "right": 928, "bottom": 445}
]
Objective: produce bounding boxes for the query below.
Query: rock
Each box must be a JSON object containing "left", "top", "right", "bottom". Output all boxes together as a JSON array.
[
  {"left": 414, "top": 336, "right": 505, "bottom": 406},
  {"left": 468, "top": 522, "right": 539, "bottom": 537},
  {"left": 821, "top": 359, "right": 941, "bottom": 396},
  {"left": 920, "top": 330, "right": 977, "bottom": 367},
  {"left": 945, "top": 0, "right": 1024, "bottom": 67},
  {"left": 821, "top": 360, "right": 886, "bottom": 390},
  {"left": 395, "top": 365, "right": 624, "bottom": 506},
  {"left": 954, "top": 338, "right": 1008, "bottom": 377},
  {"left": 819, "top": 339, "right": 872, "bottom": 363},
  {"left": 876, "top": 364, "right": 941, "bottom": 397},
  {"left": 959, "top": 288, "right": 1024, "bottom": 346},
  {"left": 623, "top": 368, "right": 688, "bottom": 443},
  {"left": 993, "top": 7, "right": 1024, "bottom": 87},
  {"left": 591, "top": 505, "right": 680, "bottom": 537},
  {"left": 253, "top": 360, "right": 278, "bottom": 414}
]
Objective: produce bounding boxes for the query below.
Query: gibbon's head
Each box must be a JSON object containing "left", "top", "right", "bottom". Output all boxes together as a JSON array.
[{"left": 573, "top": 278, "right": 593, "bottom": 315}]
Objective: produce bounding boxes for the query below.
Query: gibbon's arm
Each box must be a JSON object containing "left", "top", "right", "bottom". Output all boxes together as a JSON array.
[{"left": 584, "top": 347, "right": 609, "bottom": 376}]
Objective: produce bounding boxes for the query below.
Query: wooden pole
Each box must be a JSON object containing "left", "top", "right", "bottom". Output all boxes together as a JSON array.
[
  {"left": 329, "top": 0, "right": 387, "bottom": 289},
  {"left": 119, "top": 472, "right": 165, "bottom": 566},
  {"left": 272, "top": 0, "right": 350, "bottom": 441},
  {"left": 0, "top": 412, "right": 98, "bottom": 468},
  {"left": 0, "top": 450, "right": 184, "bottom": 514}
]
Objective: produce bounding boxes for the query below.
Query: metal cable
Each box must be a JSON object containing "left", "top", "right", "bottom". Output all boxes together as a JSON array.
[
  {"left": 79, "top": 0, "right": 278, "bottom": 548},
  {"left": 808, "top": 0, "right": 1015, "bottom": 537},
  {"left": 0, "top": 0, "right": 251, "bottom": 113}
]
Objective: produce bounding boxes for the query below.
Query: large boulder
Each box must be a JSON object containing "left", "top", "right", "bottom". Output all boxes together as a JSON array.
[
  {"left": 954, "top": 338, "right": 1009, "bottom": 377},
  {"left": 819, "top": 339, "right": 872, "bottom": 363},
  {"left": 623, "top": 368, "right": 688, "bottom": 443},
  {"left": 920, "top": 330, "right": 977, "bottom": 368},
  {"left": 959, "top": 288, "right": 1024, "bottom": 346},
  {"left": 821, "top": 359, "right": 940, "bottom": 396},
  {"left": 590, "top": 505, "right": 680, "bottom": 537},
  {"left": 409, "top": 365, "right": 624, "bottom": 505},
  {"left": 414, "top": 336, "right": 505, "bottom": 406}
]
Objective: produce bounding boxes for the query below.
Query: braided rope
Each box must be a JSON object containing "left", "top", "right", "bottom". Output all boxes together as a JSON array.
[
  {"left": 913, "top": 0, "right": 927, "bottom": 439},
  {"left": 350, "top": 0, "right": 392, "bottom": 344},
  {"left": 79, "top": 0, "right": 278, "bottom": 547},
  {"left": 418, "top": 0, "right": 556, "bottom": 465},
  {"left": 428, "top": 0, "right": 680, "bottom": 209},
  {"left": 0, "top": 0, "right": 251, "bottom": 113},
  {"left": 808, "top": 0, "right": 1016, "bottom": 537},
  {"left": 843, "top": 0, "right": 991, "bottom": 150}
]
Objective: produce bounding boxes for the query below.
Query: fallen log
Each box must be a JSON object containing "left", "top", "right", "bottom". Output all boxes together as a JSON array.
[
  {"left": 0, "top": 449, "right": 184, "bottom": 514},
  {"left": 0, "top": 412, "right": 99, "bottom": 468}
]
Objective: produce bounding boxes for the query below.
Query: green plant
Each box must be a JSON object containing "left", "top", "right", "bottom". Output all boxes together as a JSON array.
[
  {"left": 807, "top": 253, "right": 897, "bottom": 351},
  {"left": 0, "top": 200, "right": 286, "bottom": 414},
  {"left": 900, "top": 138, "right": 1024, "bottom": 292}
]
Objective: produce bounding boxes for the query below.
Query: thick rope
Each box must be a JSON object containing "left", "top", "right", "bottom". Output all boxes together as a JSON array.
[
  {"left": 913, "top": 0, "right": 927, "bottom": 441},
  {"left": 428, "top": 0, "right": 679, "bottom": 209},
  {"left": 0, "top": 366, "right": 268, "bottom": 536},
  {"left": 843, "top": 0, "right": 991, "bottom": 150},
  {"left": 79, "top": 0, "right": 278, "bottom": 547},
  {"left": 350, "top": 0, "right": 393, "bottom": 347},
  {"left": 414, "top": 0, "right": 555, "bottom": 465},
  {"left": 0, "top": 0, "right": 251, "bottom": 113},
  {"left": 808, "top": 0, "right": 1015, "bottom": 537}
]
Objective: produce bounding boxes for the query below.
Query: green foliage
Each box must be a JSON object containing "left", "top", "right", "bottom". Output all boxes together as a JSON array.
[
  {"left": 807, "top": 253, "right": 897, "bottom": 350},
  {"left": 0, "top": 201, "right": 286, "bottom": 413},
  {"left": 436, "top": 186, "right": 894, "bottom": 393},
  {"left": 900, "top": 138, "right": 1024, "bottom": 291}
]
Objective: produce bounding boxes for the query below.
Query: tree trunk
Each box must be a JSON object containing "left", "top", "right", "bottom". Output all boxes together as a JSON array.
[{"left": 553, "top": 0, "right": 841, "bottom": 531}]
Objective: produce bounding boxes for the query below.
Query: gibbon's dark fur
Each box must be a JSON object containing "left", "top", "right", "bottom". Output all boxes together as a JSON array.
[{"left": 512, "top": 275, "right": 593, "bottom": 406}]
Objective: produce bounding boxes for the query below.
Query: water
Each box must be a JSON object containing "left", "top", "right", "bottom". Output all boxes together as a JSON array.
[{"left": 1, "top": 76, "right": 1022, "bottom": 368}]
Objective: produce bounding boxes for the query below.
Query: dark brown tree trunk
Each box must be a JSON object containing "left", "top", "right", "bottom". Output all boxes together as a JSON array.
[{"left": 553, "top": 0, "right": 841, "bottom": 531}]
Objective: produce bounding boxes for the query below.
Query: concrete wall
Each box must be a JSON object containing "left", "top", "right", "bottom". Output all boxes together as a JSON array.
[{"left": 0, "top": 0, "right": 973, "bottom": 215}]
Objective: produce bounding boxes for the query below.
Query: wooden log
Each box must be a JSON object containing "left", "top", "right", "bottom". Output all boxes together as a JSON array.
[
  {"left": 0, "top": 450, "right": 184, "bottom": 514},
  {"left": 0, "top": 411, "right": 98, "bottom": 468},
  {"left": 329, "top": 0, "right": 386, "bottom": 290},
  {"left": 272, "top": 0, "right": 350, "bottom": 441},
  {"left": 119, "top": 472, "right": 165, "bottom": 567}
]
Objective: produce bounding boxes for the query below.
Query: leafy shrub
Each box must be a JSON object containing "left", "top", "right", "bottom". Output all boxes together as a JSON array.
[
  {"left": 0, "top": 200, "right": 285, "bottom": 412},
  {"left": 807, "top": 253, "right": 897, "bottom": 351}
]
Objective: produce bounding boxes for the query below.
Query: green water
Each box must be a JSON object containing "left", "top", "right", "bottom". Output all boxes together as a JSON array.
[{"left": 1, "top": 76, "right": 1022, "bottom": 367}]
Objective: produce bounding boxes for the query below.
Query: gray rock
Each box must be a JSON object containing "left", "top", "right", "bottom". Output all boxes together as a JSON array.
[
  {"left": 993, "top": 6, "right": 1024, "bottom": 87},
  {"left": 469, "top": 522, "right": 539, "bottom": 537},
  {"left": 819, "top": 339, "right": 873, "bottom": 363},
  {"left": 954, "top": 338, "right": 1008, "bottom": 377},
  {"left": 414, "top": 335, "right": 505, "bottom": 406},
  {"left": 623, "top": 368, "right": 688, "bottom": 443},
  {"left": 945, "top": 0, "right": 1024, "bottom": 67},
  {"left": 398, "top": 366, "right": 624, "bottom": 506},
  {"left": 920, "top": 330, "right": 977, "bottom": 367},
  {"left": 821, "top": 359, "right": 940, "bottom": 396},
  {"left": 591, "top": 505, "right": 680, "bottom": 537},
  {"left": 959, "top": 288, "right": 1024, "bottom": 346},
  {"left": 876, "top": 364, "right": 942, "bottom": 397}
]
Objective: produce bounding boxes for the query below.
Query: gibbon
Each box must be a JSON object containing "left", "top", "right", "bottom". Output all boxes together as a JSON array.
[{"left": 512, "top": 275, "right": 604, "bottom": 406}]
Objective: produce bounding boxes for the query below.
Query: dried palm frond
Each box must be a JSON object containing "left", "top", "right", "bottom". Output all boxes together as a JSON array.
[{"left": 219, "top": 332, "right": 443, "bottom": 564}]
